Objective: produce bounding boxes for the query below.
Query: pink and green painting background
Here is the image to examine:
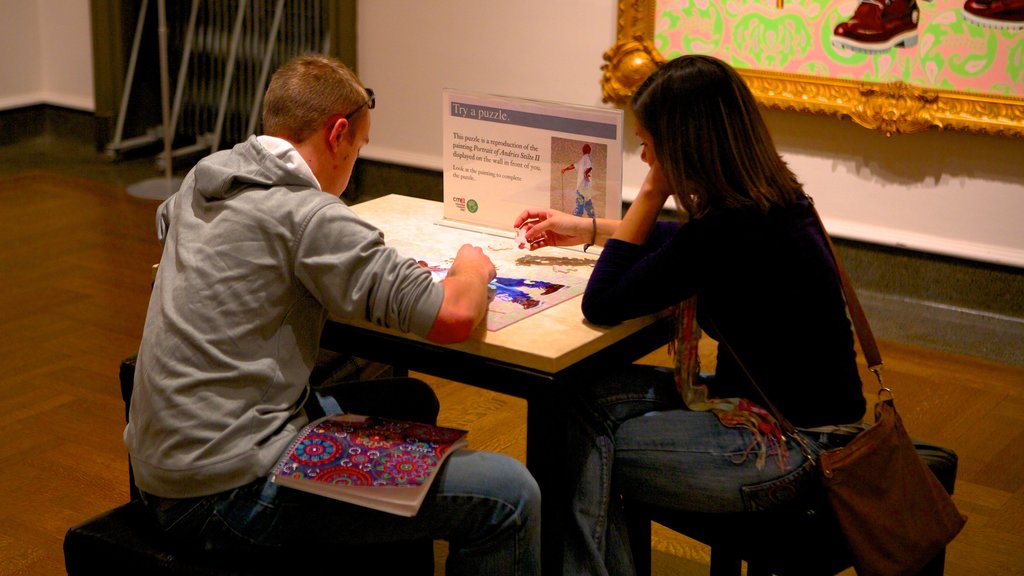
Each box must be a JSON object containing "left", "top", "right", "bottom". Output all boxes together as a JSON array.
[{"left": 655, "top": 0, "right": 1023, "bottom": 97}]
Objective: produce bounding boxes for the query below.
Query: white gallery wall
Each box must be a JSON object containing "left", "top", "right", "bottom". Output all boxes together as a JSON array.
[
  {"left": 0, "top": 0, "right": 94, "bottom": 111},
  {"left": 357, "top": 0, "right": 1024, "bottom": 268},
  {"left": 2, "top": 0, "right": 1021, "bottom": 267}
]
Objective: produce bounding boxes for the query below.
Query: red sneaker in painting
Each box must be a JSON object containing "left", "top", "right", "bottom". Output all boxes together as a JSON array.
[
  {"left": 962, "top": 0, "right": 1024, "bottom": 29},
  {"left": 832, "top": 0, "right": 922, "bottom": 53}
]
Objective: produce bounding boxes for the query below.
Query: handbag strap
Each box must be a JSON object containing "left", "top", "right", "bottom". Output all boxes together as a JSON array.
[{"left": 711, "top": 196, "right": 887, "bottom": 459}]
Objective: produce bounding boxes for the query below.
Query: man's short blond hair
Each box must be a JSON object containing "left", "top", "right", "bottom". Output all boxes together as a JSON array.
[{"left": 262, "top": 54, "right": 367, "bottom": 143}]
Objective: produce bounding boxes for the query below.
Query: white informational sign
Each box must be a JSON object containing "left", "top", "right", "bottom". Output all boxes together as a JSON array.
[{"left": 441, "top": 89, "right": 623, "bottom": 236}]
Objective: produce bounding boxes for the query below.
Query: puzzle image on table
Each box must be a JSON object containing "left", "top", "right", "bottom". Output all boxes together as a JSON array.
[{"left": 415, "top": 255, "right": 588, "bottom": 331}]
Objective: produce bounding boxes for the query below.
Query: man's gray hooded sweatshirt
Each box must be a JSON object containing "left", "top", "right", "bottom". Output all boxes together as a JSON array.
[{"left": 125, "top": 135, "right": 444, "bottom": 498}]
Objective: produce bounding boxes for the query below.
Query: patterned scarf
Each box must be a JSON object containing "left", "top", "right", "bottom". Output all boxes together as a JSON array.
[{"left": 669, "top": 296, "right": 790, "bottom": 470}]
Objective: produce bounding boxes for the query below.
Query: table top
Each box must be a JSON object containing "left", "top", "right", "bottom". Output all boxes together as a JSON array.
[{"left": 338, "top": 194, "right": 670, "bottom": 374}]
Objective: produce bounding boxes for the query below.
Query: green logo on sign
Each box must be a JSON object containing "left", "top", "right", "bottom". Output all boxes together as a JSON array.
[{"left": 467, "top": 199, "right": 478, "bottom": 213}]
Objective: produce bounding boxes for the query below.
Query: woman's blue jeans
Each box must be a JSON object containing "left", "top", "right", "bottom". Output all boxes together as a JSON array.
[
  {"left": 563, "top": 363, "right": 848, "bottom": 576},
  {"left": 140, "top": 398, "right": 542, "bottom": 576}
]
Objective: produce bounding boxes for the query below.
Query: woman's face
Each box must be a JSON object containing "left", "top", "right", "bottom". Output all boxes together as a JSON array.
[{"left": 637, "top": 126, "right": 657, "bottom": 167}]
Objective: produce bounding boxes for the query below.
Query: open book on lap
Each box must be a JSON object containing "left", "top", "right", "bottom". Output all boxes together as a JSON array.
[{"left": 270, "top": 413, "right": 468, "bottom": 517}]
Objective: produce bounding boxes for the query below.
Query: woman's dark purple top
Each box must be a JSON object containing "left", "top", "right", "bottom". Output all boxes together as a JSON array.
[{"left": 583, "top": 198, "right": 866, "bottom": 428}]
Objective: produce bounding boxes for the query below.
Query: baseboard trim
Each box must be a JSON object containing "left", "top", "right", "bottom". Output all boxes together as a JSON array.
[
  {"left": 827, "top": 217, "right": 1024, "bottom": 271},
  {"left": 859, "top": 289, "right": 1024, "bottom": 368},
  {"left": 0, "top": 104, "right": 96, "bottom": 145}
]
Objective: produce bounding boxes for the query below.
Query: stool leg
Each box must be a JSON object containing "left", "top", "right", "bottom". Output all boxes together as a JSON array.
[
  {"left": 625, "top": 507, "right": 653, "bottom": 575},
  {"left": 917, "top": 549, "right": 946, "bottom": 576},
  {"left": 709, "top": 547, "right": 742, "bottom": 576},
  {"left": 745, "top": 561, "right": 773, "bottom": 576}
]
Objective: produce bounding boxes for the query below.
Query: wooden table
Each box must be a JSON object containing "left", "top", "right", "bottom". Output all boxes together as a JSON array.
[{"left": 320, "top": 194, "right": 671, "bottom": 574}]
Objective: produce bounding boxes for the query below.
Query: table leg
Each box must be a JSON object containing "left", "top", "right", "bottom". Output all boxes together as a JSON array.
[{"left": 526, "top": 382, "right": 570, "bottom": 576}]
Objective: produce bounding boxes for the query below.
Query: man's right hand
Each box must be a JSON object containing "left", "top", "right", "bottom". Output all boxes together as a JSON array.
[
  {"left": 448, "top": 244, "right": 496, "bottom": 284},
  {"left": 426, "top": 244, "right": 495, "bottom": 344}
]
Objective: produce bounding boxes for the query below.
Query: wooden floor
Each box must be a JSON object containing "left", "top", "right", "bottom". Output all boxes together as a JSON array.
[{"left": 2, "top": 171, "right": 1023, "bottom": 575}]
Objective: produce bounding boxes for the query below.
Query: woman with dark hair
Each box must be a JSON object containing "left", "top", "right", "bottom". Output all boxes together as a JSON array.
[{"left": 514, "top": 55, "right": 867, "bottom": 575}]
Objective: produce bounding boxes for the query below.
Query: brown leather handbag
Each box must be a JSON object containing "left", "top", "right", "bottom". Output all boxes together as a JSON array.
[
  {"left": 719, "top": 199, "right": 967, "bottom": 576},
  {"left": 817, "top": 395, "right": 966, "bottom": 576}
]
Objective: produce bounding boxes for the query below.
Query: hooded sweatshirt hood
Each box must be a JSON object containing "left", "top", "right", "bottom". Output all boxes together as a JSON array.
[{"left": 195, "top": 135, "right": 320, "bottom": 201}]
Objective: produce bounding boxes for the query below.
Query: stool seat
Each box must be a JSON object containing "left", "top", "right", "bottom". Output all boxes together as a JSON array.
[
  {"left": 65, "top": 500, "right": 258, "bottom": 576},
  {"left": 630, "top": 501, "right": 852, "bottom": 576},
  {"left": 625, "top": 442, "right": 958, "bottom": 576},
  {"left": 64, "top": 499, "right": 434, "bottom": 575}
]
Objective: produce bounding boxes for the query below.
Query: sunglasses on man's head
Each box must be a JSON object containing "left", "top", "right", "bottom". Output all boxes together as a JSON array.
[{"left": 343, "top": 88, "right": 375, "bottom": 120}]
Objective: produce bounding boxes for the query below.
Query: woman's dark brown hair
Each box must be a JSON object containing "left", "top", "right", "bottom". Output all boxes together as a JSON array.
[{"left": 631, "top": 55, "right": 804, "bottom": 218}]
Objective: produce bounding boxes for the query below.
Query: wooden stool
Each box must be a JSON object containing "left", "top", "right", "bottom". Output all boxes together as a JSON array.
[
  {"left": 64, "top": 355, "right": 436, "bottom": 575},
  {"left": 625, "top": 442, "right": 959, "bottom": 576},
  {"left": 63, "top": 498, "right": 435, "bottom": 575}
]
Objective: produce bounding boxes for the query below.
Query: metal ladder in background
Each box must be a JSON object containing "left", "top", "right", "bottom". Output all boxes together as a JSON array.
[{"left": 105, "top": 0, "right": 330, "bottom": 165}]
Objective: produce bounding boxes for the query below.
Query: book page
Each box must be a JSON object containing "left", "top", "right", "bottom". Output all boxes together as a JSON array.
[
  {"left": 271, "top": 414, "right": 468, "bottom": 517},
  {"left": 442, "top": 89, "right": 623, "bottom": 234}
]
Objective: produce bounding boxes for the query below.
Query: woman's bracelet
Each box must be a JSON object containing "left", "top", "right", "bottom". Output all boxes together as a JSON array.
[{"left": 583, "top": 216, "right": 597, "bottom": 253}]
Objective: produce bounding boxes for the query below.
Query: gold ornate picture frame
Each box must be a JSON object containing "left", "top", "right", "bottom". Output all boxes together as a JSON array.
[{"left": 602, "top": 0, "right": 1024, "bottom": 138}]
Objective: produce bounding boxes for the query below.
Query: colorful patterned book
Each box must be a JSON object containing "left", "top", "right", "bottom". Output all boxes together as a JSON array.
[{"left": 270, "top": 414, "right": 468, "bottom": 517}]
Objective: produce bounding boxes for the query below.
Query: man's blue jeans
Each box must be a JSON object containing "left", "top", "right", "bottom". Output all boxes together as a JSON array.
[
  {"left": 563, "top": 363, "right": 849, "bottom": 576},
  {"left": 140, "top": 387, "right": 542, "bottom": 576}
]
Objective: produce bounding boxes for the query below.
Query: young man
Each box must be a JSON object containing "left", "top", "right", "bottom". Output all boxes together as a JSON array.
[{"left": 124, "top": 54, "right": 540, "bottom": 575}]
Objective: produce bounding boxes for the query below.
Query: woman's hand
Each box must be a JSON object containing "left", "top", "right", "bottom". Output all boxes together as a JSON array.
[
  {"left": 512, "top": 208, "right": 591, "bottom": 251},
  {"left": 612, "top": 164, "right": 673, "bottom": 245},
  {"left": 636, "top": 162, "right": 673, "bottom": 206}
]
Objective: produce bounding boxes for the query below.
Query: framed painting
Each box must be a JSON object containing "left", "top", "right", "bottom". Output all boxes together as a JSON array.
[{"left": 602, "top": 0, "right": 1024, "bottom": 137}]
